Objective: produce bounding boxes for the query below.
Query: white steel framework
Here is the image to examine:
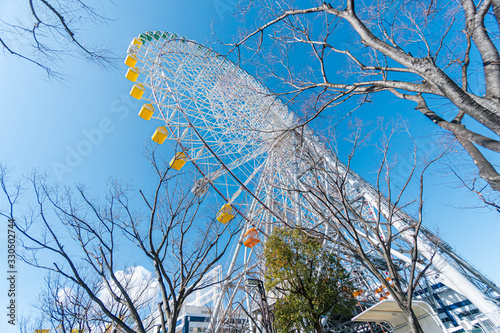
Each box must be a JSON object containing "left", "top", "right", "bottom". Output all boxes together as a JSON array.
[{"left": 125, "top": 31, "right": 500, "bottom": 332}]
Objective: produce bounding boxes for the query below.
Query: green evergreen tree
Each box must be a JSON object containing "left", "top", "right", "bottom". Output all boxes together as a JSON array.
[{"left": 264, "top": 228, "right": 356, "bottom": 333}]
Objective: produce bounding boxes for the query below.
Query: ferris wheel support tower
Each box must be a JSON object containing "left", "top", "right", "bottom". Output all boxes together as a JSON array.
[{"left": 123, "top": 31, "right": 500, "bottom": 331}]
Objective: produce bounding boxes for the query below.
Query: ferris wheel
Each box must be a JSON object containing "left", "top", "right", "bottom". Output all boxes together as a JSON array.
[{"left": 123, "top": 31, "right": 500, "bottom": 332}]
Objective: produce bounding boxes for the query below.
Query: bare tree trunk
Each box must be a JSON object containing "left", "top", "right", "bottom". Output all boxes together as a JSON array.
[
  {"left": 158, "top": 302, "right": 167, "bottom": 333},
  {"left": 314, "top": 320, "right": 324, "bottom": 333},
  {"left": 167, "top": 308, "right": 180, "bottom": 333},
  {"left": 456, "top": 136, "right": 500, "bottom": 191},
  {"left": 402, "top": 308, "right": 425, "bottom": 333}
]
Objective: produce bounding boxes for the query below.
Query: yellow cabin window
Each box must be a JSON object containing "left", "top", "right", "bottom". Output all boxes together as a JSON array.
[
  {"left": 243, "top": 228, "right": 260, "bottom": 248},
  {"left": 139, "top": 104, "right": 154, "bottom": 120},
  {"left": 169, "top": 152, "right": 187, "bottom": 170},
  {"left": 151, "top": 126, "right": 168, "bottom": 144},
  {"left": 125, "top": 67, "right": 140, "bottom": 82},
  {"left": 124, "top": 54, "right": 138, "bottom": 67},
  {"left": 130, "top": 83, "right": 145, "bottom": 100},
  {"left": 217, "top": 204, "right": 235, "bottom": 224}
]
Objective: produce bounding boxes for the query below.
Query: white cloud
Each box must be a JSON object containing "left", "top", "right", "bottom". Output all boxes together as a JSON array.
[{"left": 99, "top": 265, "right": 159, "bottom": 309}]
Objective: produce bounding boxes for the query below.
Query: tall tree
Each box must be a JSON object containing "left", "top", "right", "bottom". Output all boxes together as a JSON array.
[
  {"left": 230, "top": 0, "right": 500, "bottom": 205},
  {"left": 294, "top": 134, "right": 439, "bottom": 333},
  {"left": 264, "top": 227, "right": 355, "bottom": 333},
  {"left": 0, "top": 148, "right": 241, "bottom": 333},
  {"left": 251, "top": 123, "right": 452, "bottom": 333}
]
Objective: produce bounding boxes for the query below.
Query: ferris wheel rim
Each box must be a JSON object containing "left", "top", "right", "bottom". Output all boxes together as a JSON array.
[{"left": 143, "top": 34, "right": 293, "bottom": 226}]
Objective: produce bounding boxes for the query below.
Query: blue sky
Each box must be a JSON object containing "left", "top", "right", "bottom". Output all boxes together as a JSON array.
[{"left": 1, "top": 0, "right": 499, "bottom": 332}]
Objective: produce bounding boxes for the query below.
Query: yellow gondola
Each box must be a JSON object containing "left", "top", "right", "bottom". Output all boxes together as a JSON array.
[
  {"left": 131, "top": 37, "right": 143, "bottom": 47},
  {"left": 217, "top": 204, "right": 235, "bottom": 224},
  {"left": 124, "top": 54, "right": 138, "bottom": 67},
  {"left": 169, "top": 152, "right": 187, "bottom": 170},
  {"left": 125, "top": 67, "right": 140, "bottom": 82},
  {"left": 151, "top": 126, "right": 168, "bottom": 144}
]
